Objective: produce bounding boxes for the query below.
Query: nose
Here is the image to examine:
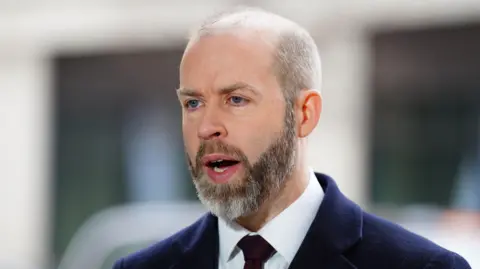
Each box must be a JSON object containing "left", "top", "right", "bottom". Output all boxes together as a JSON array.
[{"left": 197, "top": 106, "right": 227, "bottom": 140}]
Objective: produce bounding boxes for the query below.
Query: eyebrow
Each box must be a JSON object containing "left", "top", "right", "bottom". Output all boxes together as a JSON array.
[
  {"left": 176, "top": 87, "right": 201, "bottom": 98},
  {"left": 176, "top": 82, "right": 260, "bottom": 97}
]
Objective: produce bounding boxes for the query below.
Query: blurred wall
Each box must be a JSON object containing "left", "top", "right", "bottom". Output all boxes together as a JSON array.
[{"left": 1, "top": 1, "right": 480, "bottom": 268}]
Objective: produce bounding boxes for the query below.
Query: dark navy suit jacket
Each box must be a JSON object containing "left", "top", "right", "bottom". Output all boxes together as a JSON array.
[{"left": 113, "top": 173, "right": 471, "bottom": 269}]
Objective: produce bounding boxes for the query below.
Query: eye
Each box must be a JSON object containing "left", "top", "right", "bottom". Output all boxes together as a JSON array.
[
  {"left": 184, "top": 99, "right": 202, "bottom": 110},
  {"left": 228, "top": 96, "right": 248, "bottom": 106}
]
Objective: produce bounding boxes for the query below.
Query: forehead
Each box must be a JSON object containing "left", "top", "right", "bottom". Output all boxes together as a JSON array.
[{"left": 179, "top": 30, "right": 277, "bottom": 89}]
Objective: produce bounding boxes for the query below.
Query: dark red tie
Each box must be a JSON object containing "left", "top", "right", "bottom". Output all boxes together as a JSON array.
[{"left": 237, "top": 235, "right": 276, "bottom": 269}]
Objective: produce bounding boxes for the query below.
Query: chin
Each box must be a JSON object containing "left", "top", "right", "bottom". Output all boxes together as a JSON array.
[{"left": 205, "top": 198, "right": 253, "bottom": 221}]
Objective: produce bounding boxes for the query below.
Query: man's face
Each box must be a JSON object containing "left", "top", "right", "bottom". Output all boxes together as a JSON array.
[{"left": 178, "top": 31, "right": 297, "bottom": 220}]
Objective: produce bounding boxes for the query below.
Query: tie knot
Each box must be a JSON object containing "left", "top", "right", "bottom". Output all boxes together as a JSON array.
[{"left": 237, "top": 235, "right": 276, "bottom": 262}]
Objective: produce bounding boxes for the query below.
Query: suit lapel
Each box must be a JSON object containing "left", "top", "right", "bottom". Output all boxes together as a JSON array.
[
  {"left": 288, "top": 173, "right": 363, "bottom": 269},
  {"left": 169, "top": 173, "right": 362, "bottom": 269},
  {"left": 288, "top": 252, "right": 357, "bottom": 269},
  {"left": 170, "top": 213, "right": 219, "bottom": 269},
  {"left": 288, "top": 233, "right": 358, "bottom": 269}
]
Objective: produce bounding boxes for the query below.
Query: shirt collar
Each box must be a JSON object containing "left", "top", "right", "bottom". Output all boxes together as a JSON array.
[{"left": 218, "top": 168, "right": 324, "bottom": 264}]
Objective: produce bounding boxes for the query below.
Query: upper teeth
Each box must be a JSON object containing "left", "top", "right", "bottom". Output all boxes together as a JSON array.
[{"left": 213, "top": 159, "right": 223, "bottom": 163}]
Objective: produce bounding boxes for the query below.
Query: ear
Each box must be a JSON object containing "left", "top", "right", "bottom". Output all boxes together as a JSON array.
[{"left": 295, "top": 89, "right": 322, "bottom": 138}]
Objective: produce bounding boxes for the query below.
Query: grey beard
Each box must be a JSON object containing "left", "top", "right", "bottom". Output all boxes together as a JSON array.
[
  {"left": 194, "top": 180, "right": 261, "bottom": 220},
  {"left": 187, "top": 103, "right": 297, "bottom": 221}
]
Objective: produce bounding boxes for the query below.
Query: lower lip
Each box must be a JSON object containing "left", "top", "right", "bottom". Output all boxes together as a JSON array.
[{"left": 204, "top": 163, "right": 241, "bottom": 184}]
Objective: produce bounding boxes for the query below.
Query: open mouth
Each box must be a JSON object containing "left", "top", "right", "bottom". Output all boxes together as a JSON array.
[
  {"left": 206, "top": 159, "right": 240, "bottom": 172},
  {"left": 201, "top": 155, "right": 242, "bottom": 183}
]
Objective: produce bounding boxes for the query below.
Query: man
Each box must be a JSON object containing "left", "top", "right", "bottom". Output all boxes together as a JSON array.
[{"left": 113, "top": 7, "right": 471, "bottom": 269}]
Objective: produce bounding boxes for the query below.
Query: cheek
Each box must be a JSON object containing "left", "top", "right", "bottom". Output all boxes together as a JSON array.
[
  {"left": 183, "top": 124, "right": 199, "bottom": 158},
  {"left": 232, "top": 121, "right": 282, "bottom": 164}
]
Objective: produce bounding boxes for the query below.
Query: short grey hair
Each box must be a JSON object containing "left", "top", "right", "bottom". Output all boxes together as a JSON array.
[{"left": 187, "top": 6, "right": 322, "bottom": 104}]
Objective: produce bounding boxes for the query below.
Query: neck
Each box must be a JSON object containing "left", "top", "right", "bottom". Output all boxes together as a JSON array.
[{"left": 236, "top": 163, "right": 310, "bottom": 232}]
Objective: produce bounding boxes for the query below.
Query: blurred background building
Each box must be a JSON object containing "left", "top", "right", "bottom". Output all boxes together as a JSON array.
[{"left": 1, "top": 1, "right": 479, "bottom": 268}]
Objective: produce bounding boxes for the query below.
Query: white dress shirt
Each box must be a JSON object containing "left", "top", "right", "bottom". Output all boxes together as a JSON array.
[{"left": 218, "top": 168, "right": 324, "bottom": 269}]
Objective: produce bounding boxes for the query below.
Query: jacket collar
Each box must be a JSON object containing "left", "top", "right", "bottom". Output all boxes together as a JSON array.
[
  {"left": 172, "top": 173, "right": 362, "bottom": 269},
  {"left": 287, "top": 173, "right": 362, "bottom": 269}
]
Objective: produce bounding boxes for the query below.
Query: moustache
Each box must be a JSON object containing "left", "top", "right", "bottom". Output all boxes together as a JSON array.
[{"left": 194, "top": 140, "right": 249, "bottom": 169}]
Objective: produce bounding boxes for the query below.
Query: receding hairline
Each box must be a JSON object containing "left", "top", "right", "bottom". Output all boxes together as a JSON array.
[
  {"left": 184, "top": 7, "right": 322, "bottom": 98},
  {"left": 187, "top": 7, "right": 304, "bottom": 49}
]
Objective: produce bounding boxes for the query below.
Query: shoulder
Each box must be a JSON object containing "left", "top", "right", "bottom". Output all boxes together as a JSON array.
[
  {"left": 112, "top": 214, "right": 212, "bottom": 269},
  {"left": 346, "top": 211, "right": 471, "bottom": 269},
  {"left": 112, "top": 235, "right": 178, "bottom": 269}
]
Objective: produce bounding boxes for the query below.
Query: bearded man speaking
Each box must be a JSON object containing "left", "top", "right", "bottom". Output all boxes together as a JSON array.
[{"left": 113, "top": 7, "right": 471, "bottom": 269}]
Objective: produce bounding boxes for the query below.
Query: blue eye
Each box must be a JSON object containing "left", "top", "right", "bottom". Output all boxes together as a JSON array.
[
  {"left": 229, "top": 96, "right": 247, "bottom": 106},
  {"left": 185, "top": 99, "right": 201, "bottom": 110}
]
